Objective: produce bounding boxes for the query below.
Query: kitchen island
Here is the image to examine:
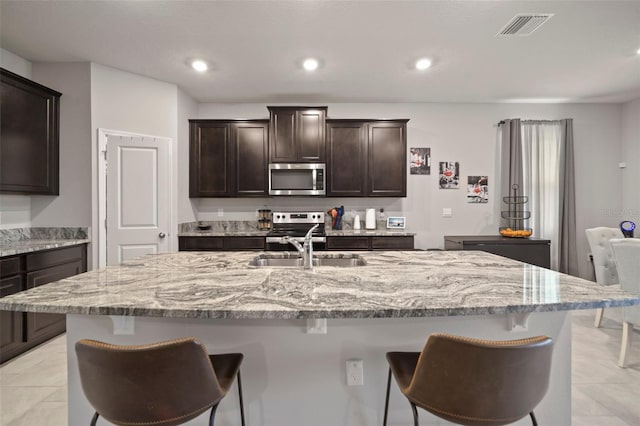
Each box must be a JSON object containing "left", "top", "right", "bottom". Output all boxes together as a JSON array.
[{"left": 1, "top": 250, "right": 637, "bottom": 426}]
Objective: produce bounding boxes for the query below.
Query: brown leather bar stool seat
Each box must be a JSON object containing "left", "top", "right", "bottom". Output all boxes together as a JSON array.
[
  {"left": 75, "top": 337, "right": 245, "bottom": 426},
  {"left": 383, "top": 333, "right": 553, "bottom": 426}
]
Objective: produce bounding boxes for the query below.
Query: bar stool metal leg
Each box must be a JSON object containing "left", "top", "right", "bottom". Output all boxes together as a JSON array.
[
  {"left": 237, "top": 370, "right": 246, "bottom": 426},
  {"left": 410, "top": 402, "right": 419, "bottom": 426},
  {"left": 90, "top": 412, "right": 100, "bottom": 426},
  {"left": 529, "top": 411, "right": 538, "bottom": 426},
  {"left": 208, "top": 404, "right": 218, "bottom": 426},
  {"left": 383, "top": 368, "right": 392, "bottom": 426}
]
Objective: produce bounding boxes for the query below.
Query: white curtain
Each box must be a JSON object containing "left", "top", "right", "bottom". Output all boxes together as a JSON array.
[{"left": 521, "top": 121, "right": 562, "bottom": 270}]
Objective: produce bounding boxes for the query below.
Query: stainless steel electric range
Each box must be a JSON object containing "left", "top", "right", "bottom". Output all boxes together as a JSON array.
[{"left": 265, "top": 211, "right": 326, "bottom": 251}]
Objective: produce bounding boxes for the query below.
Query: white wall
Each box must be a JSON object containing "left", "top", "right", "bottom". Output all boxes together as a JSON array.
[
  {"left": 177, "top": 88, "right": 198, "bottom": 224},
  {"left": 30, "top": 63, "right": 92, "bottom": 229},
  {"left": 195, "top": 102, "right": 624, "bottom": 278},
  {"left": 0, "top": 49, "right": 32, "bottom": 228},
  {"left": 621, "top": 98, "right": 640, "bottom": 226},
  {"left": 90, "top": 63, "right": 179, "bottom": 266}
]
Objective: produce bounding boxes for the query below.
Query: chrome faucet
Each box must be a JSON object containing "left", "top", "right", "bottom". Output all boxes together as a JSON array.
[{"left": 280, "top": 224, "right": 319, "bottom": 269}]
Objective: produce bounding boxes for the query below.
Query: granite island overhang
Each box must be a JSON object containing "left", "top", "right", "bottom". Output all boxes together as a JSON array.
[
  {"left": 1, "top": 250, "right": 637, "bottom": 319},
  {"left": 1, "top": 250, "right": 637, "bottom": 426}
]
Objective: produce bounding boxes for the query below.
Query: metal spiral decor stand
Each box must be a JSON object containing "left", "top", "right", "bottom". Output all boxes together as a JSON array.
[{"left": 499, "top": 184, "right": 532, "bottom": 238}]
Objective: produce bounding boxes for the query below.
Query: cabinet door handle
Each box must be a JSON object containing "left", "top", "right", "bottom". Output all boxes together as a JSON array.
[{"left": 158, "top": 232, "right": 166, "bottom": 238}]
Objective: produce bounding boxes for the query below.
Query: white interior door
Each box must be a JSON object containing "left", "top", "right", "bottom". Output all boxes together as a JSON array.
[{"left": 106, "top": 134, "right": 170, "bottom": 265}]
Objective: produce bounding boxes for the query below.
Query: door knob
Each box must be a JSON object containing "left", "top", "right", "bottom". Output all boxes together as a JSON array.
[{"left": 158, "top": 232, "right": 166, "bottom": 238}]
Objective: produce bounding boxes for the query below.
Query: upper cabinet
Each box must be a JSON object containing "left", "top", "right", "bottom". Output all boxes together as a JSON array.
[
  {"left": 0, "top": 68, "right": 61, "bottom": 195},
  {"left": 326, "top": 119, "right": 408, "bottom": 197},
  {"left": 268, "top": 106, "right": 327, "bottom": 163},
  {"left": 189, "top": 120, "right": 268, "bottom": 197}
]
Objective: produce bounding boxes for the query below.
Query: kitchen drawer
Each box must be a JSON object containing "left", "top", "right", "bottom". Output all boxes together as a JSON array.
[
  {"left": 371, "top": 236, "right": 414, "bottom": 250},
  {"left": 26, "top": 245, "right": 85, "bottom": 271},
  {"left": 179, "top": 237, "right": 224, "bottom": 251},
  {"left": 26, "top": 259, "right": 85, "bottom": 289},
  {"left": 0, "top": 256, "right": 23, "bottom": 278},
  {"left": 224, "top": 237, "right": 265, "bottom": 251},
  {"left": 326, "top": 237, "right": 370, "bottom": 250},
  {"left": 1, "top": 274, "right": 24, "bottom": 297}
]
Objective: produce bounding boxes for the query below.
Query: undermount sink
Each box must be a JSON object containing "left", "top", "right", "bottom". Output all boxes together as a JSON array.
[{"left": 249, "top": 255, "right": 366, "bottom": 268}]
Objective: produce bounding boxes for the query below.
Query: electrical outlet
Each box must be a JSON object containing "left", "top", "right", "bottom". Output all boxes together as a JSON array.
[
  {"left": 442, "top": 208, "right": 453, "bottom": 218},
  {"left": 346, "top": 359, "right": 364, "bottom": 386},
  {"left": 217, "top": 208, "right": 224, "bottom": 217}
]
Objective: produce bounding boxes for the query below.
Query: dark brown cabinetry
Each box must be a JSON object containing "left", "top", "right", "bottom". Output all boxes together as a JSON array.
[
  {"left": 327, "top": 236, "right": 414, "bottom": 251},
  {"left": 189, "top": 120, "right": 269, "bottom": 197},
  {"left": 326, "top": 120, "right": 366, "bottom": 196},
  {"left": 268, "top": 106, "right": 327, "bottom": 163},
  {"left": 326, "top": 119, "right": 408, "bottom": 197},
  {"left": 0, "top": 68, "right": 61, "bottom": 195},
  {"left": 1, "top": 263, "right": 24, "bottom": 361},
  {"left": 179, "top": 236, "right": 266, "bottom": 251},
  {"left": 0, "top": 244, "right": 87, "bottom": 363},
  {"left": 444, "top": 236, "right": 551, "bottom": 269}
]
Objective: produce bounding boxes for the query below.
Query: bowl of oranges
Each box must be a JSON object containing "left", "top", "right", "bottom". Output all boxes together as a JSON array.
[{"left": 499, "top": 227, "right": 533, "bottom": 238}]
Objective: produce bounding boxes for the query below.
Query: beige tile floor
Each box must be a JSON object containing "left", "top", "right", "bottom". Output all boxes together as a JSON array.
[{"left": 0, "top": 309, "right": 638, "bottom": 425}]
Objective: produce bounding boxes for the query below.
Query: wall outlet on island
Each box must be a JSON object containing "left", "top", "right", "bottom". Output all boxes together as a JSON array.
[
  {"left": 217, "top": 208, "right": 224, "bottom": 217},
  {"left": 346, "top": 359, "right": 364, "bottom": 386}
]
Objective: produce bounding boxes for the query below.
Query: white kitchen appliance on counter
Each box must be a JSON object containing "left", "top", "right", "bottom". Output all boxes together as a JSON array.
[
  {"left": 353, "top": 215, "right": 361, "bottom": 230},
  {"left": 365, "top": 208, "right": 376, "bottom": 230}
]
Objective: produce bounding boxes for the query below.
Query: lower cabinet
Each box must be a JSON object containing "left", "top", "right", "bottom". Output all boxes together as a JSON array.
[
  {"left": 327, "top": 236, "right": 414, "bottom": 251},
  {"left": 443, "top": 236, "right": 550, "bottom": 269},
  {"left": 0, "top": 244, "right": 87, "bottom": 363},
  {"left": 179, "top": 236, "right": 265, "bottom": 251},
  {"left": 179, "top": 236, "right": 414, "bottom": 251},
  {"left": 1, "top": 274, "right": 24, "bottom": 360}
]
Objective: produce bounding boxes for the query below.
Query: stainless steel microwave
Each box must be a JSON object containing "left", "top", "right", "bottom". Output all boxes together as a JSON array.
[{"left": 268, "top": 163, "right": 325, "bottom": 196}]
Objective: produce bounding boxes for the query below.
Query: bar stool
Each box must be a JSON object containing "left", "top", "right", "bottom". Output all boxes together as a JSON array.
[
  {"left": 383, "top": 333, "right": 553, "bottom": 426},
  {"left": 75, "top": 337, "right": 245, "bottom": 426}
]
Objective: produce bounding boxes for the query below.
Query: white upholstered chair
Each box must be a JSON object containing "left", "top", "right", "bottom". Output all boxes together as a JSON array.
[
  {"left": 586, "top": 227, "right": 624, "bottom": 327},
  {"left": 610, "top": 238, "right": 640, "bottom": 368}
]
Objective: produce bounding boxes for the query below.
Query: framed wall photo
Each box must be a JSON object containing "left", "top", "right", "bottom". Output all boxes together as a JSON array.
[
  {"left": 410, "top": 147, "right": 431, "bottom": 175},
  {"left": 386, "top": 216, "right": 406, "bottom": 229},
  {"left": 439, "top": 161, "right": 460, "bottom": 189}
]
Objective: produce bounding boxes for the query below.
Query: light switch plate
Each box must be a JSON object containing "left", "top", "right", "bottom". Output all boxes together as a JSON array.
[{"left": 442, "top": 208, "right": 453, "bottom": 218}]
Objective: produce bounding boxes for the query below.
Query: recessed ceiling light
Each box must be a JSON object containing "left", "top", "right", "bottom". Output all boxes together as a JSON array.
[
  {"left": 191, "top": 60, "right": 208, "bottom": 72},
  {"left": 415, "top": 58, "right": 432, "bottom": 71},
  {"left": 303, "top": 58, "right": 319, "bottom": 71},
  {"left": 637, "top": 47, "right": 640, "bottom": 55}
]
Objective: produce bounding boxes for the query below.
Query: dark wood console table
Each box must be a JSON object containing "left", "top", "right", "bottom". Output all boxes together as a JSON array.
[{"left": 444, "top": 235, "right": 551, "bottom": 269}]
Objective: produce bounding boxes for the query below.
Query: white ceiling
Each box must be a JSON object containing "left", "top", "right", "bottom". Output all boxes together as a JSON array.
[{"left": 1, "top": 0, "right": 639, "bottom": 104}]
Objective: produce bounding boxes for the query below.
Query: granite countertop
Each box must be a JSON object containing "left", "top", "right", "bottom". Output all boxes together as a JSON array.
[
  {"left": 177, "top": 220, "right": 415, "bottom": 237},
  {"left": 178, "top": 230, "right": 415, "bottom": 237},
  {"left": 325, "top": 229, "right": 416, "bottom": 237},
  {"left": 1, "top": 251, "right": 637, "bottom": 320},
  {"left": 0, "top": 227, "right": 90, "bottom": 257},
  {"left": 178, "top": 231, "right": 268, "bottom": 237}
]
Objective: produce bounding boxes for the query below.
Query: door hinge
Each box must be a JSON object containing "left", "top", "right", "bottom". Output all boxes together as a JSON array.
[
  {"left": 104, "top": 219, "right": 107, "bottom": 230},
  {"left": 103, "top": 150, "right": 107, "bottom": 160}
]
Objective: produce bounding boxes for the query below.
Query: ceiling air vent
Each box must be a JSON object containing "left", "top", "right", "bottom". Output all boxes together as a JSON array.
[{"left": 497, "top": 14, "right": 554, "bottom": 36}]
